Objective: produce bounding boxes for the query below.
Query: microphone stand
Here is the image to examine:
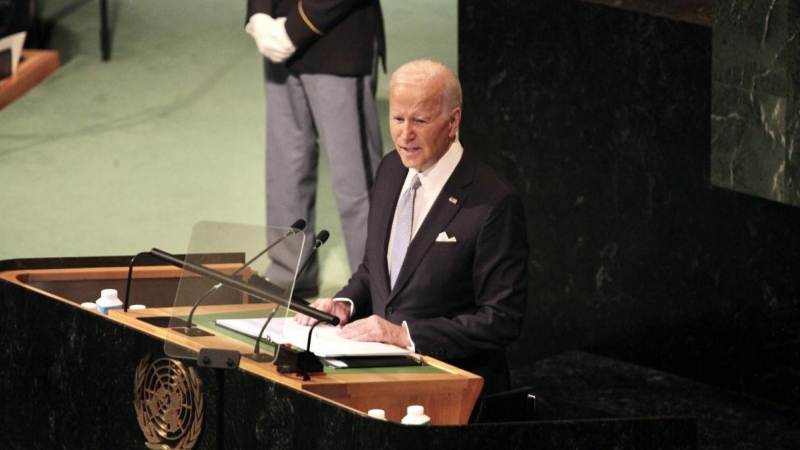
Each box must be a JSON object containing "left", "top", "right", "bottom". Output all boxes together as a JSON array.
[
  {"left": 249, "top": 231, "right": 331, "bottom": 380},
  {"left": 124, "top": 251, "right": 153, "bottom": 313}
]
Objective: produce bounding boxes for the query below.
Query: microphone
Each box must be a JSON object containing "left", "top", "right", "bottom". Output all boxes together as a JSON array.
[
  {"left": 295, "top": 229, "right": 329, "bottom": 291},
  {"left": 288, "top": 229, "right": 330, "bottom": 306},
  {"left": 240, "top": 218, "right": 306, "bottom": 280},
  {"left": 177, "top": 219, "right": 306, "bottom": 336}
]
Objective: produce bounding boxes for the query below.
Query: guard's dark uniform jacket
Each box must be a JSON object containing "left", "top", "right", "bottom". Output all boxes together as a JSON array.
[{"left": 246, "top": 0, "right": 385, "bottom": 75}]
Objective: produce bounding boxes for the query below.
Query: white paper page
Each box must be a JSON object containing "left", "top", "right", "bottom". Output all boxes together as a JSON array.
[
  {"left": 214, "top": 317, "right": 289, "bottom": 344},
  {"left": 0, "top": 32, "right": 27, "bottom": 75},
  {"left": 215, "top": 317, "right": 410, "bottom": 357}
]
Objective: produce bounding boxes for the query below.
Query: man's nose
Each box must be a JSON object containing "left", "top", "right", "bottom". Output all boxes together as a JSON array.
[{"left": 400, "top": 122, "right": 415, "bottom": 140}]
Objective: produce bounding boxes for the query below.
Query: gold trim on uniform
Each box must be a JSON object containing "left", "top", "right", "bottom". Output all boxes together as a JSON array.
[{"left": 298, "top": 1, "right": 324, "bottom": 36}]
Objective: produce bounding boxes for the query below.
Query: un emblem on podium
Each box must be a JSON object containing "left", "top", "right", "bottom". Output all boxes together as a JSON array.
[{"left": 134, "top": 354, "right": 204, "bottom": 449}]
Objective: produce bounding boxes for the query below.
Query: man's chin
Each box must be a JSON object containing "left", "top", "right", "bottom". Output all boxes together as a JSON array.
[{"left": 398, "top": 150, "right": 422, "bottom": 170}]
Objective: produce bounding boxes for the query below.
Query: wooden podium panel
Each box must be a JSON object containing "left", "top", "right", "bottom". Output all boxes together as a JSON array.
[
  {"left": 0, "top": 50, "right": 60, "bottom": 110},
  {"left": 110, "top": 305, "right": 482, "bottom": 425},
  {"left": 0, "top": 261, "right": 482, "bottom": 426}
]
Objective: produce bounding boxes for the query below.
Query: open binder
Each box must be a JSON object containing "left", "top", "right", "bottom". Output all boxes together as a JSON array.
[{"left": 215, "top": 317, "right": 412, "bottom": 358}]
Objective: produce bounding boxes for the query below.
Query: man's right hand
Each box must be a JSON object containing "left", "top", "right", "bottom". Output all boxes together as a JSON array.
[{"left": 294, "top": 297, "right": 351, "bottom": 327}]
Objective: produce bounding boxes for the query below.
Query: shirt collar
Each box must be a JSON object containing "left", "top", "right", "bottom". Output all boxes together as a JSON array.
[{"left": 404, "top": 140, "right": 463, "bottom": 192}]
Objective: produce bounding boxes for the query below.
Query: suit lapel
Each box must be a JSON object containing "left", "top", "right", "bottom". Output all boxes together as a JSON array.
[{"left": 389, "top": 152, "right": 477, "bottom": 300}]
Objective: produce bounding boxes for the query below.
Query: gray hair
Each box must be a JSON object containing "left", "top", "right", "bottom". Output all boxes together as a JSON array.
[{"left": 390, "top": 60, "right": 462, "bottom": 116}]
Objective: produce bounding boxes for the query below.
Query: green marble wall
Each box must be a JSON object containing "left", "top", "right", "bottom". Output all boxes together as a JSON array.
[
  {"left": 459, "top": 0, "right": 800, "bottom": 407},
  {"left": 711, "top": 0, "right": 800, "bottom": 205}
]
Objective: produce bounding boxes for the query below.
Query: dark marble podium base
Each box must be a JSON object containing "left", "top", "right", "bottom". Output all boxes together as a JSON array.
[{"left": 0, "top": 256, "right": 698, "bottom": 449}]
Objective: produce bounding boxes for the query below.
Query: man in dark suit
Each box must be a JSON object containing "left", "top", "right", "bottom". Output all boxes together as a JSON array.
[
  {"left": 296, "top": 60, "right": 529, "bottom": 395},
  {"left": 245, "top": 0, "right": 385, "bottom": 296}
]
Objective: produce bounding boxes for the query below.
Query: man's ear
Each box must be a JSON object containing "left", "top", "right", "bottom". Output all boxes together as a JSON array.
[{"left": 449, "top": 107, "right": 462, "bottom": 137}]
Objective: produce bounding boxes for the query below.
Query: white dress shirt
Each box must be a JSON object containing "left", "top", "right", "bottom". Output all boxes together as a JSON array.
[{"left": 387, "top": 140, "right": 464, "bottom": 266}]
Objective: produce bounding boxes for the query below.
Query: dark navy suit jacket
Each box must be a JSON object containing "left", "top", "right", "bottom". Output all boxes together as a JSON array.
[{"left": 337, "top": 149, "right": 529, "bottom": 393}]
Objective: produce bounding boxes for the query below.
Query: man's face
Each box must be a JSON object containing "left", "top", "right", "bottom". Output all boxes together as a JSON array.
[{"left": 389, "top": 81, "right": 461, "bottom": 172}]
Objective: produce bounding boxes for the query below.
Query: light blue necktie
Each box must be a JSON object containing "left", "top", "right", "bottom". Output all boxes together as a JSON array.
[{"left": 390, "top": 175, "right": 421, "bottom": 289}]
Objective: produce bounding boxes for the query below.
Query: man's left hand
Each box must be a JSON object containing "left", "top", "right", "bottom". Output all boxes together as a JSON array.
[
  {"left": 339, "top": 315, "right": 410, "bottom": 348},
  {"left": 245, "top": 14, "right": 296, "bottom": 63}
]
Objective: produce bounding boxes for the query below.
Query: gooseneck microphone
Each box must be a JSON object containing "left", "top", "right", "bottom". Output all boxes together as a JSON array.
[
  {"left": 252, "top": 230, "right": 331, "bottom": 357},
  {"left": 237, "top": 219, "right": 307, "bottom": 280},
  {"left": 294, "top": 229, "right": 329, "bottom": 292},
  {"left": 265, "top": 230, "right": 334, "bottom": 379},
  {"left": 178, "top": 219, "right": 306, "bottom": 336},
  {"left": 287, "top": 229, "right": 330, "bottom": 307}
]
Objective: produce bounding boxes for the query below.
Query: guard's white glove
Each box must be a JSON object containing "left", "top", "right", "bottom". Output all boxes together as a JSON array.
[{"left": 245, "top": 13, "right": 296, "bottom": 63}]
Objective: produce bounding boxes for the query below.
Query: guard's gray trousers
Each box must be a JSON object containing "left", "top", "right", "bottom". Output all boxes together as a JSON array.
[{"left": 263, "top": 61, "right": 383, "bottom": 291}]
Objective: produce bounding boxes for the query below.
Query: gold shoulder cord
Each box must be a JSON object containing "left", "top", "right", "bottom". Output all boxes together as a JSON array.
[{"left": 298, "top": 1, "right": 324, "bottom": 36}]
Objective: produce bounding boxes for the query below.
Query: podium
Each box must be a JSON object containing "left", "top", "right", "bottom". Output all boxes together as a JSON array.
[{"left": 0, "top": 252, "right": 696, "bottom": 449}]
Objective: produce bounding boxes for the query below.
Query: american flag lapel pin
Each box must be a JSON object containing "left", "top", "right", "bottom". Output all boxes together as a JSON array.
[{"left": 449, "top": 197, "right": 457, "bottom": 204}]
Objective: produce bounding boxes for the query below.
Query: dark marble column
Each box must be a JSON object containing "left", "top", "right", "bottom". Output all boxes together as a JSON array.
[
  {"left": 711, "top": 0, "right": 800, "bottom": 206},
  {"left": 459, "top": 0, "right": 800, "bottom": 408}
]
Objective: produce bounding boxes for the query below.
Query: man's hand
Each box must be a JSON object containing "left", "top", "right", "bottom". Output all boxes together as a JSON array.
[
  {"left": 339, "top": 315, "right": 410, "bottom": 348},
  {"left": 294, "top": 297, "right": 351, "bottom": 327},
  {"left": 245, "top": 13, "right": 296, "bottom": 63}
]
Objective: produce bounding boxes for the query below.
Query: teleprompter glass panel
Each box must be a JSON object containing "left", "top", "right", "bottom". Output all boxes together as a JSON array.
[{"left": 163, "top": 221, "right": 305, "bottom": 362}]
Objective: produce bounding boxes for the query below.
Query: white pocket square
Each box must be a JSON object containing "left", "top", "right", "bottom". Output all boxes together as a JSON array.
[{"left": 436, "top": 232, "right": 457, "bottom": 242}]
